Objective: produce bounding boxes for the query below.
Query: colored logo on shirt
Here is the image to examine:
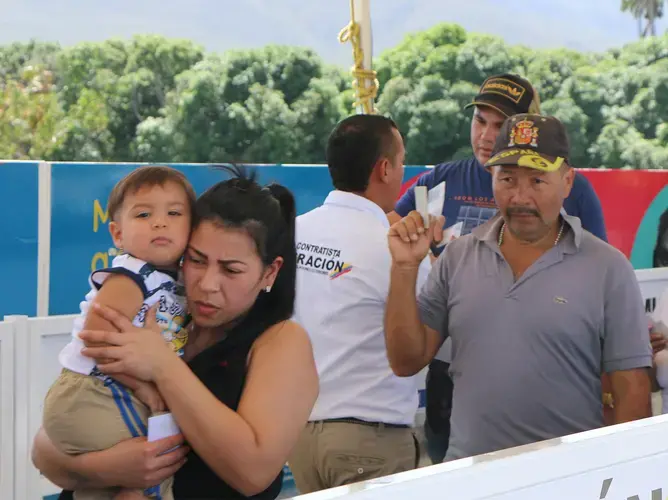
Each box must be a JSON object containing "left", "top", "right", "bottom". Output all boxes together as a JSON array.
[
  {"left": 297, "top": 242, "right": 351, "bottom": 279},
  {"left": 137, "top": 293, "right": 188, "bottom": 356},
  {"left": 329, "top": 263, "right": 352, "bottom": 279},
  {"left": 456, "top": 205, "right": 497, "bottom": 237},
  {"left": 158, "top": 313, "right": 188, "bottom": 353}
]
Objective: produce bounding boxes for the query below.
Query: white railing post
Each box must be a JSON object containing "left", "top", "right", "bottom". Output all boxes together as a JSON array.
[
  {"left": 636, "top": 267, "right": 668, "bottom": 310},
  {"left": 5, "top": 315, "right": 33, "bottom": 499},
  {"left": 0, "top": 268, "right": 665, "bottom": 499},
  {"left": 27, "top": 315, "right": 77, "bottom": 499},
  {"left": 0, "top": 316, "right": 16, "bottom": 500},
  {"left": 37, "top": 161, "right": 53, "bottom": 317}
]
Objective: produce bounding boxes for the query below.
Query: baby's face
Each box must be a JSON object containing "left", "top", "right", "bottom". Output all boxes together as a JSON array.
[{"left": 109, "top": 181, "right": 191, "bottom": 268}]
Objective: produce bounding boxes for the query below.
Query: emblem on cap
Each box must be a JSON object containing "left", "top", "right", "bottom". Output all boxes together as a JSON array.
[
  {"left": 481, "top": 78, "right": 525, "bottom": 104},
  {"left": 508, "top": 119, "right": 538, "bottom": 148}
]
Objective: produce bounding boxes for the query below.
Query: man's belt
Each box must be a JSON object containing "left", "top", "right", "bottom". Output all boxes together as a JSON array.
[{"left": 317, "top": 417, "right": 410, "bottom": 429}]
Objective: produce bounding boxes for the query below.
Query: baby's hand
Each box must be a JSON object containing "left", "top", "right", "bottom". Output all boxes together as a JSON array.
[{"left": 135, "top": 381, "right": 166, "bottom": 413}]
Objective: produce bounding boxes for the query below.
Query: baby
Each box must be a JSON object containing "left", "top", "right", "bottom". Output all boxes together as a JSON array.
[{"left": 43, "top": 165, "right": 196, "bottom": 500}]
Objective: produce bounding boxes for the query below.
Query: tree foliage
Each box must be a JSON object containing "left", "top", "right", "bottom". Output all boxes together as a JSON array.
[
  {"left": 621, "top": 0, "right": 665, "bottom": 37},
  {"left": 2, "top": 26, "right": 668, "bottom": 169}
]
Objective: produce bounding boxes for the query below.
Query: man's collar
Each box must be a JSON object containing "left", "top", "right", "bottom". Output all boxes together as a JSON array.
[
  {"left": 473, "top": 156, "right": 492, "bottom": 176},
  {"left": 473, "top": 213, "right": 505, "bottom": 243},
  {"left": 472, "top": 208, "right": 582, "bottom": 252},
  {"left": 323, "top": 190, "right": 390, "bottom": 228}
]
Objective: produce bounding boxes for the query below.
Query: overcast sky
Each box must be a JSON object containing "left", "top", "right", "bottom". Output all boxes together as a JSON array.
[{"left": 0, "top": 0, "right": 664, "bottom": 65}]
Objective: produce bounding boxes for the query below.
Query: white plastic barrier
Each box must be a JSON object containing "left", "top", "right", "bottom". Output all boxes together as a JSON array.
[
  {"left": 7, "top": 314, "right": 75, "bottom": 500},
  {"left": 0, "top": 317, "right": 16, "bottom": 499},
  {"left": 636, "top": 267, "right": 668, "bottom": 311},
  {"left": 292, "top": 415, "right": 668, "bottom": 499},
  {"left": 0, "top": 268, "right": 666, "bottom": 499}
]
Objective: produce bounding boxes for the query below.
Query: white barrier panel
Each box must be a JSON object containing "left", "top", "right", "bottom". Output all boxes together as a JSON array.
[
  {"left": 292, "top": 415, "right": 668, "bottom": 500},
  {"left": 637, "top": 267, "right": 668, "bottom": 309},
  {"left": 288, "top": 268, "right": 668, "bottom": 500},
  {"left": 0, "top": 268, "right": 666, "bottom": 498},
  {"left": 8, "top": 315, "right": 33, "bottom": 500},
  {"left": 8, "top": 314, "right": 75, "bottom": 499},
  {"left": 29, "top": 315, "right": 76, "bottom": 499},
  {"left": 0, "top": 317, "right": 15, "bottom": 500},
  {"left": 410, "top": 267, "right": 668, "bottom": 397}
]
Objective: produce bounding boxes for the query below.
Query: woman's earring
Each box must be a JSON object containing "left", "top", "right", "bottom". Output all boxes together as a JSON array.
[{"left": 264, "top": 285, "right": 272, "bottom": 293}]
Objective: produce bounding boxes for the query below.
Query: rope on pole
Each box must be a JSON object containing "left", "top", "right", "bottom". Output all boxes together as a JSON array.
[{"left": 338, "top": 0, "right": 378, "bottom": 114}]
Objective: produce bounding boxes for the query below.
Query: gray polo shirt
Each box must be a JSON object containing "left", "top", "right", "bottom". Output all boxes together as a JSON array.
[{"left": 418, "top": 213, "right": 652, "bottom": 461}]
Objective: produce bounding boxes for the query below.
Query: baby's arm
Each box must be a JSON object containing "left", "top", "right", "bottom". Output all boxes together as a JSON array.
[{"left": 83, "top": 274, "right": 165, "bottom": 412}]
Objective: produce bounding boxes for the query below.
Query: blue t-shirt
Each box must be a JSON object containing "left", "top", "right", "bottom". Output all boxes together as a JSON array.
[{"left": 396, "top": 157, "right": 607, "bottom": 256}]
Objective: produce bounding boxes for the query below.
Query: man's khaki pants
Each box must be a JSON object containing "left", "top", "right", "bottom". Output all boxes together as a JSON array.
[{"left": 288, "top": 419, "right": 419, "bottom": 494}]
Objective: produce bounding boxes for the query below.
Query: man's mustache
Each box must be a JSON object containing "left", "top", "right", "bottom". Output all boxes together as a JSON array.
[{"left": 507, "top": 207, "right": 540, "bottom": 217}]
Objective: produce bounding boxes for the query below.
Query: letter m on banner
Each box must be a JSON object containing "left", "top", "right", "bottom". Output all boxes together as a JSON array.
[{"left": 93, "top": 199, "right": 109, "bottom": 232}]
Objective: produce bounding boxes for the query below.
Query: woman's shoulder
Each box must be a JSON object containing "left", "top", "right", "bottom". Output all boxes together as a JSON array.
[
  {"left": 252, "top": 320, "right": 313, "bottom": 357},
  {"left": 261, "top": 320, "right": 309, "bottom": 344}
]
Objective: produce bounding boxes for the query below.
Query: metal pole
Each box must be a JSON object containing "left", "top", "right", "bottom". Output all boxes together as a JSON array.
[
  {"left": 339, "top": 0, "right": 378, "bottom": 114},
  {"left": 352, "top": 0, "right": 374, "bottom": 114}
]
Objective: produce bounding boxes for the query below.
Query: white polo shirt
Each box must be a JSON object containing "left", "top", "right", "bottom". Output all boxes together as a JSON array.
[{"left": 294, "top": 190, "right": 431, "bottom": 426}]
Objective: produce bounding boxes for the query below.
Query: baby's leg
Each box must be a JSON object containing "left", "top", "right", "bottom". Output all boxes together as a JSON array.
[
  {"left": 44, "top": 369, "right": 157, "bottom": 499},
  {"left": 144, "top": 476, "right": 175, "bottom": 500},
  {"left": 44, "top": 369, "right": 151, "bottom": 453}
]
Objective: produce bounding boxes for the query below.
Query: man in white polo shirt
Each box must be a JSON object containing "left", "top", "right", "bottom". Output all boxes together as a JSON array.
[{"left": 288, "top": 114, "right": 430, "bottom": 493}]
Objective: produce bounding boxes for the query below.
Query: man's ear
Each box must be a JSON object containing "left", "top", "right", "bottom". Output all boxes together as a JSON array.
[
  {"left": 561, "top": 166, "right": 575, "bottom": 198},
  {"left": 376, "top": 158, "right": 391, "bottom": 185},
  {"left": 109, "top": 221, "right": 123, "bottom": 249}
]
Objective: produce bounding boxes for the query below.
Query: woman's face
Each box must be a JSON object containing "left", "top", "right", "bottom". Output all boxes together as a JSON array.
[{"left": 182, "top": 220, "right": 282, "bottom": 328}]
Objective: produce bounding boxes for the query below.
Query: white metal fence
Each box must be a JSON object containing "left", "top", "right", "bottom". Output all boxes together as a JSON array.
[{"left": 1, "top": 268, "right": 667, "bottom": 499}]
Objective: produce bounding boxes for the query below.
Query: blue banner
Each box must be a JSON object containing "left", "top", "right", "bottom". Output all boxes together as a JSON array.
[
  {"left": 0, "top": 162, "right": 39, "bottom": 317},
  {"left": 48, "top": 163, "right": 429, "bottom": 315}
]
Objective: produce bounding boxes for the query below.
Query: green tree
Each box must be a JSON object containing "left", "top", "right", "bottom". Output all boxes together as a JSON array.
[
  {"left": 0, "top": 66, "right": 65, "bottom": 159},
  {"left": 221, "top": 46, "right": 323, "bottom": 105},
  {"left": 454, "top": 33, "right": 524, "bottom": 85},
  {"left": 405, "top": 99, "right": 462, "bottom": 164},
  {"left": 134, "top": 47, "right": 343, "bottom": 164},
  {"left": 1, "top": 22, "right": 668, "bottom": 169},
  {"left": 0, "top": 40, "right": 60, "bottom": 81},
  {"left": 51, "top": 88, "right": 115, "bottom": 162},
  {"left": 375, "top": 23, "right": 467, "bottom": 86},
  {"left": 377, "top": 75, "right": 476, "bottom": 164},
  {"left": 292, "top": 77, "right": 349, "bottom": 163},
  {"left": 541, "top": 97, "right": 589, "bottom": 166},
  {"left": 372, "top": 23, "right": 668, "bottom": 169},
  {"left": 589, "top": 119, "right": 668, "bottom": 169},
  {"left": 524, "top": 49, "right": 589, "bottom": 102},
  {"left": 621, "top": 0, "right": 665, "bottom": 38},
  {"left": 55, "top": 35, "right": 204, "bottom": 161}
]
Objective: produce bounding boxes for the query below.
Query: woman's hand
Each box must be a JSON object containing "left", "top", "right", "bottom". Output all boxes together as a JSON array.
[
  {"left": 88, "top": 433, "right": 189, "bottom": 490},
  {"left": 32, "top": 427, "right": 188, "bottom": 491},
  {"left": 79, "top": 303, "right": 176, "bottom": 382},
  {"left": 650, "top": 328, "right": 667, "bottom": 355}
]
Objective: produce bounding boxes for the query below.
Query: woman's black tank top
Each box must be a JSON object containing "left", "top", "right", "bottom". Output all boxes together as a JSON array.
[
  {"left": 172, "top": 320, "right": 283, "bottom": 499},
  {"left": 59, "top": 319, "right": 283, "bottom": 500}
]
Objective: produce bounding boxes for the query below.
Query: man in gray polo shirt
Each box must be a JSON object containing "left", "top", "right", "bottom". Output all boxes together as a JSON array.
[{"left": 384, "top": 113, "right": 652, "bottom": 460}]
